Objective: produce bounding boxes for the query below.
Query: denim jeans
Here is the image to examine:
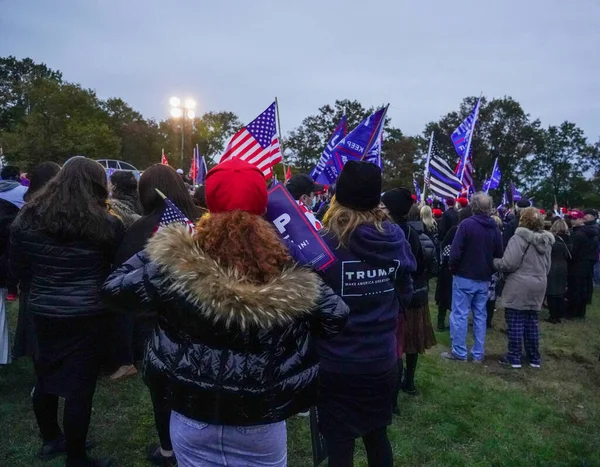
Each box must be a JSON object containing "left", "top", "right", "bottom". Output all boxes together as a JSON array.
[
  {"left": 170, "top": 411, "right": 287, "bottom": 467},
  {"left": 450, "top": 275, "right": 489, "bottom": 360}
]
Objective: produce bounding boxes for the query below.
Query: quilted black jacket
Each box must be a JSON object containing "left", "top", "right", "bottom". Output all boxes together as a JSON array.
[
  {"left": 10, "top": 215, "right": 123, "bottom": 317},
  {"left": 102, "top": 225, "right": 349, "bottom": 426}
]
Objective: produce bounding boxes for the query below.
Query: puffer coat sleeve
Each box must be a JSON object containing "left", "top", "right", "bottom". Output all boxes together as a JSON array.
[
  {"left": 310, "top": 283, "right": 349, "bottom": 339},
  {"left": 102, "top": 251, "right": 159, "bottom": 313}
]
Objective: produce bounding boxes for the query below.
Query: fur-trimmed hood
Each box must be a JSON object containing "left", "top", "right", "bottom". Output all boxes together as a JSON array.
[
  {"left": 515, "top": 227, "right": 555, "bottom": 254},
  {"left": 146, "top": 224, "right": 322, "bottom": 330}
]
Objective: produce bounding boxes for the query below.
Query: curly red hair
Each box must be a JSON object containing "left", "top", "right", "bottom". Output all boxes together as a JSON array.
[{"left": 194, "top": 211, "right": 292, "bottom": 284}]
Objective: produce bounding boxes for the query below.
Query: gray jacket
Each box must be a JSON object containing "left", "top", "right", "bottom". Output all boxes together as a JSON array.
[{"left": 494, "top": 227, "right": 554, "bottom": 311}]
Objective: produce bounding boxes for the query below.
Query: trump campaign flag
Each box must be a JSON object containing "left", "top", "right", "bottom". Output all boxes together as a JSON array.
[
  {"left": 311, "top": 116, "right": 348, "bottom": 184},
  {"left": 319, "top": 107, "right": 387, "bottom": 184},
  {"left": 220, "top": 102, "right": 282, "bottom": 177},
  {"left": 452, "top": 98, "right": 481, "bottom": 192},
  {"left": 483, "top": 157, "right": 501, "bottom": 193},
  {"left": 265, "top": 182, "right": 335, "bottom": 271}
]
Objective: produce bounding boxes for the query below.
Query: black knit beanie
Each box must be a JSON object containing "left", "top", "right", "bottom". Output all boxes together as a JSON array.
[
  {"left": 381, "top": 188, "right": 414, "bottom": 222},
  {"left": 335, "top": 161, "right": 382, "bottom": 211}
]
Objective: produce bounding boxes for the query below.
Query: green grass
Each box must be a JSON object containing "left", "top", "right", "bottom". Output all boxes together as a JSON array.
[{"left": 2, "top": 293, "right": 600, "bottom": 467}]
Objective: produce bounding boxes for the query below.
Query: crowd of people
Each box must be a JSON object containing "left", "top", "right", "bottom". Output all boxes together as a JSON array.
[{"left": 0, "top": 157, "right": 598, "bottom": 467}]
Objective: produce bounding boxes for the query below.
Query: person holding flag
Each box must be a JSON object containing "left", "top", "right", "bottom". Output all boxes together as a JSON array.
[
  {"left": 318, "top": 161, "right": 415, "bottom": 467},
  {"left": 111, "top": 164, "right": 202, "bottom": 467},
  {"left": 103, "top": 159, "right": 349, "bottom": 467}
]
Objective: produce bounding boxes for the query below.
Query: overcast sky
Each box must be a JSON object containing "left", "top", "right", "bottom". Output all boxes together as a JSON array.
[{"left": 1, "top": 0, "right": 598, "bottom": 141}]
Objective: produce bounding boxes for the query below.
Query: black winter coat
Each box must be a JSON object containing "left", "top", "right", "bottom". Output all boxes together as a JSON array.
[
  {"left": 546, "top": 233, "right": 571, "bottom": 297},
  {"left": 102, "top": 225, "right": 349, "bottom": 426},
  {"left": 10, "top": 215, "right": 124, "bottom": 317},
  {"left": 399, "top": 221, "right": 429, "bottom": 308},
  {"left": 570, "top": 222, "right": 599, "bottom": 277},
  {"left": 438, "top": 208, "right": 458, "bottom": 242},
  {"left": 503, "top": 213, "right": 519, "bottom": 248},
  {"left": 0, "top": 199, "right": 20, "bottom": 290}
]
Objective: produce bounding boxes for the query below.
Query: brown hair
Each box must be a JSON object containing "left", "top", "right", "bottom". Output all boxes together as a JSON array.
[
  {"left": 519, "top": 207, "right": 544, "bottom": 232},
  {"left": 194, "top": 211, "right": 291, "bottom": 284},
  {"left": 138, "top": 164, "right": 200, "bottom": 220}
]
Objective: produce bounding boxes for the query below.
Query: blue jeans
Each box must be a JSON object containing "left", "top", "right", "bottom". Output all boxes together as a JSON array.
[
  {"left": 170, "top": 411, "right": 287, "bottom": 467},
  {"left": 450, "top": 275, "right": 489, "bottom": 360}
]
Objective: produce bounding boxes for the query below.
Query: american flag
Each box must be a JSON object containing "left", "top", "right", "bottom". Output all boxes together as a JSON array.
[
  {"left": 156, "top": 198, "right": 195, "bottom": 234},
  {"left": 455, "top": 149, "right": 474, "bottom": 195},
  {"left": 220, "top": 102, "right": 282, "bottom": 177},
  {"left": 161, "top": 149, "right": 169, "bottom": 166}
]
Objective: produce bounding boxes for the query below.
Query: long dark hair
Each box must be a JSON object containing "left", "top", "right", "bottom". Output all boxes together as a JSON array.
[
  {"left": 110, "top": 170, "right": 143, "bottom": 214},
  {"left": 16, "top": 157, "right": 117, "bottom": 244},
  {"left": 24, "top": 162, "right": 61, "bottom": 202},
  {"left": 138, "top": 164, "right": 200, "bottom": 220}
]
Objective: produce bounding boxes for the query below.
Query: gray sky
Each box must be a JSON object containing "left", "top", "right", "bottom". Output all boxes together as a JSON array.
[{"left": 1, "top": 0, "right": 599, "bottom": 142}]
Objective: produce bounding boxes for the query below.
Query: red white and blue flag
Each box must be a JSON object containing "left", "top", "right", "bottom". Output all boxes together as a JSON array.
[
  {"left": 220, "top": 102, "right": 282, "bottom": 178},
  {"left": 189, "top": 145, "right": 208, "bottom": 186},
  {"left": 156, "top": 198, "right": 195, "bottom": 234},
  {"left": 452, "top": 98, "right": 481, "bottom": 194}
]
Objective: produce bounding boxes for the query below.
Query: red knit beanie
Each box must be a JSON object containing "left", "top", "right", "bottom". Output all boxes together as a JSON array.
[{"left": 205, "top": 159, "right": 268, "bottom": 215}]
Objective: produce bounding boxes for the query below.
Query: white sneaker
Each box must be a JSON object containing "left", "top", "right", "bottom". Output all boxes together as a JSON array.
[{"left": 529, "top": 363, "right": 541, "bottom": 369}]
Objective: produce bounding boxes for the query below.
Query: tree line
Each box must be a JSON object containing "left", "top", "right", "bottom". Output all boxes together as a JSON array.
[{"left": 1, "top": 56, "right": 599, "bottom": 207}]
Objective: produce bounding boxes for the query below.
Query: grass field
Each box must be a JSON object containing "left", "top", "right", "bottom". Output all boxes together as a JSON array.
[{"left": 2, "top": 294, "right": 600, "bottom": 467}]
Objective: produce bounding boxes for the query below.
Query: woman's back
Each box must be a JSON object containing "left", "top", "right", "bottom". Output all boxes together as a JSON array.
[
  {"left": 11, "top": 215, "right": 121, "bottom": 317},
  {"left": 319, "top": 221, "right": 415, "bottom": 374}
]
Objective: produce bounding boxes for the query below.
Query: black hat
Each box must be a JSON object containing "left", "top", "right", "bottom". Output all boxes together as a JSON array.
[
  {"left": 336, "top": 161, "right": 382, "bottom": 211},
  {"left": 584, "top": 208, "right": 598, "bottom": 218},
  {"left": 381, "top": 188, "right": 414, "bottom": 221},
  {"left": 516, "top": 199, "right": 531, "bottom": 209},
  {"left": 286, "top": 174, "right": 324, "bottom": 200}
]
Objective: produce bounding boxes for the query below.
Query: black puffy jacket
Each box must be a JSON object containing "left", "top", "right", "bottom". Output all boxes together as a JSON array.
[
  {"left": 0, "top": 199, "right": 20, "bottom": 290},
  {"left": 102, "top": 225, "right": 349, "bottom": 426},
  {"left": 9, "top": 215, "right": 123, "bottom": 317}
]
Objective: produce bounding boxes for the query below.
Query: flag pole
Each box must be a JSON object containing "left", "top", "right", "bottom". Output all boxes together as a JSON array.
[
  {"left": 361, "top": 103, "right": 389, "bottom": 160},
  {"left": 460, "top": 95, "right": 482, "bottom": 183},
  {"left": 422, "top": 131, "right": 434, "bottom": 200},
  {"left": 275, "top": 97, "right": 286, "bottom": 179}
]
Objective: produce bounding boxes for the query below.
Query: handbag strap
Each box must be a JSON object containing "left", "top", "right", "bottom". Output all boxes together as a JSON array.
[{"left": 516, "top": 243, "right": 532, "bottom": 270}]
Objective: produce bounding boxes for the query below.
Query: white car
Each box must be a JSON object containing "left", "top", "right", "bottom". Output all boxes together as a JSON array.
[{"left": 96, "top": 159, "right": 141, "bottom": 180}]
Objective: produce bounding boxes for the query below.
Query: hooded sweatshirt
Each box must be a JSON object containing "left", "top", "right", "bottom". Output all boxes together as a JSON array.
[
  {"left": 449, "top": 214, "right": 503, "bottom": 282},
  {"left": 494, "top": 227, "right": 554, "bottom": 311},
  {"left": 318, "top": 221, "right": 416, "bottom": 374},
  {"left": 0, "top": 181, "right": 27, "bottom": 209}
]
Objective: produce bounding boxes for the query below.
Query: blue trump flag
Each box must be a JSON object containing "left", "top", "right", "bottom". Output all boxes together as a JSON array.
[
  {"left": 451, "top": 98, "right": 481, "bottom": 180},
  {"left": 512, "top": 185, "right": 522, "bottom": 202},
  {"left": 311, "top": 116, "right": 347, "bottom": 183},
  {"left": 319, "top": 107, "right": 387, "bottom": 184},
  {"left": 483, "top": 157, "right": 501, "bottom": 192},
  {"left": 265, "top": 182, "right": 336, "bottom": 271}
]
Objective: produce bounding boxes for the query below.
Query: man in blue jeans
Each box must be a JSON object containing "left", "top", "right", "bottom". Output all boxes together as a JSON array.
[{"left": 442, "top": 192, "right": 503, "bottom": 362}]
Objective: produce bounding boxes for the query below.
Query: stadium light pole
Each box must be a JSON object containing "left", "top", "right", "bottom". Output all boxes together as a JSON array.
[{"left": 170, "top": 97, "right": 197, "bottom": 169}]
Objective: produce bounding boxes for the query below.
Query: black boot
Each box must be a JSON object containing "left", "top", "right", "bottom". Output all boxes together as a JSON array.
[
  {"left": 392, "top": 359, "right": 403, "bottom": 415},
  {"left": 437, "top": 307, "right": 447, "bottom": 331}
]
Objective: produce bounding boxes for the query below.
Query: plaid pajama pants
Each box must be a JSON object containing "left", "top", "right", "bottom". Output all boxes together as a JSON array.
[{"left": 504, "top": 309, "right": 540, "bottom": 365}]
